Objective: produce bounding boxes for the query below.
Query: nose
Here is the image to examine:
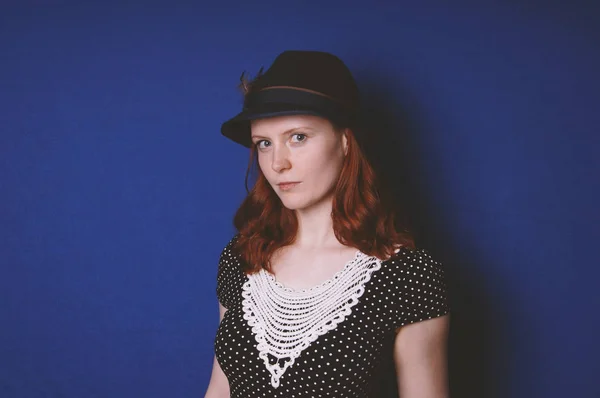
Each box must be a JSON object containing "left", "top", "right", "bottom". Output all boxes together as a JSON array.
[{"left": 271, "top": 144, "right": 291, "bottom": 173}]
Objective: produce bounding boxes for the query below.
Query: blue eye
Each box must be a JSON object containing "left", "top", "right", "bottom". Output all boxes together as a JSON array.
[
  {"left": 291, "top": 133, "right": 307, "bottom": 143},
  {"left": 255, "top": 140, "right": 271, "bottom": 149}
]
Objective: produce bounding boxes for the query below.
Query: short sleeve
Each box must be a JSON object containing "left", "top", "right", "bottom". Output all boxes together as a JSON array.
[
  {"left": 216, "top": 234, "right": 245, "bottom": 309},
  {"left": 392, "top": 247, "right": 450, "bottom": 327}
]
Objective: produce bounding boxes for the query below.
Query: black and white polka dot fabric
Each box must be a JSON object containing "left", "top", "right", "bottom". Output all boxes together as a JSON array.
[{"left": 214, "top": 234, "right": 450, "bottom": 397}]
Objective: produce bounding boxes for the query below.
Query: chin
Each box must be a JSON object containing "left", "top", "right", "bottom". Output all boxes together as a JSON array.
[
  {"left": 277, "top": 196, "right": 310, "bottom": 211},
  {"left": 279, "top": 200, "right": 305, "bottom": 211},
  {"left": 281, "top": 196, "right": 330, "bottom": 212},
  {"left": 276, "top": 188, "right": 334, "bottom": 211}
]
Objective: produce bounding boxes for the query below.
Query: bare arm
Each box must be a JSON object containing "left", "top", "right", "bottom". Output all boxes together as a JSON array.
[
  {"left": 394, "top": 314, "right": 451, "bottom": 398},
  {"left": 203, "top": 303, "right": 230, "bottom": 398}
]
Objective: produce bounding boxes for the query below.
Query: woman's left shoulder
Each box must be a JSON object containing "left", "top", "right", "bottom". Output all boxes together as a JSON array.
[
  {"left": 380, "top": 245, "right": 451, "bottom": 326},
  {"left": 384, "top": 245, "right": 445, "bottom": 265},
  {"left": 380, "top": 245, "right": 448, "bottom": 280}
]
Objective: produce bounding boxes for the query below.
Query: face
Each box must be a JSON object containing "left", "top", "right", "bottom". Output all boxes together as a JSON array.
[{"left": 250, "top": 115, "right": 348, "bottom": 212}]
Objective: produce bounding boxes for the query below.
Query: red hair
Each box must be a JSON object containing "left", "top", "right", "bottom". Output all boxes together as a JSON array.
[{"left": 232, "top": 126, "right": 415, "bottom": 274}]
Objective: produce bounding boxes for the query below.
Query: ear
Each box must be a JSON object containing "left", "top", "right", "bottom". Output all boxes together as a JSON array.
[{"left": 342, "top": 129, "right": 349, "bottom": 156}]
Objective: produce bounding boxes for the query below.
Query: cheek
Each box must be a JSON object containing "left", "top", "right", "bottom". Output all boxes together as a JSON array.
[
  {"left": 257, "top": 155, "right": 272, "bottom": 180},
  {"left": 305, "top": 148, "right": 344, "bottom": 180}
]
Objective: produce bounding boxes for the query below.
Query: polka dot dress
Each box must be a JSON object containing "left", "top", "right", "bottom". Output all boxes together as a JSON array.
[{"left": 214, "top": 235, "right": 450, "bottom": 398}]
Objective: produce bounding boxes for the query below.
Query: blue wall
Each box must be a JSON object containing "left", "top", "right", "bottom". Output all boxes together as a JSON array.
[{"left": 1, "top": 1, "right": 598, "bottom": 397}]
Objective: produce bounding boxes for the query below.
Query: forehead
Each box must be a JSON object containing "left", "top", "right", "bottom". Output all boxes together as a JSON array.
[{"left": 250, "top": 114, "right": 332, "bottom": 137}]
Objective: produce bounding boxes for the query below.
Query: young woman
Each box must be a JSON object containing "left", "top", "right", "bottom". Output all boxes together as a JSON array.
[{"left": 204, "top": 51, "right": 450, "bottom": 398}]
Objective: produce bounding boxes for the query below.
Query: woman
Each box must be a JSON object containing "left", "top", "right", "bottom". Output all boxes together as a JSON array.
[{"left": 204, "top": 50, "right": 450, "bottom": 398}]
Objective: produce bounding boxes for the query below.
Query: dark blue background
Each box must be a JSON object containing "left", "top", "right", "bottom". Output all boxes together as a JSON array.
[{"left": 1, "top": 1, "right": 598, "bottom": 397}]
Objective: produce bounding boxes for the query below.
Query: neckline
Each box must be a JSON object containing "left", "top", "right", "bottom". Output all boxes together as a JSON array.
[
  {"left": 261, "top": 249, "right": 368, "bottom": 293},
  {"left": 241, "top": 249, "right": 384, "bottom": 389}
]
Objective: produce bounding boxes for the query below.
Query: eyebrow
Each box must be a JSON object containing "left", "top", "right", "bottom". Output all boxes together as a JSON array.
[{"left": 251, "top": 127, "right": 315, "bottom": 141}]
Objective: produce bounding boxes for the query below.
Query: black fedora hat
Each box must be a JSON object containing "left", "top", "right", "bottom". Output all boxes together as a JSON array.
[{"left": 221, "top": 50, "right": 361, "bottom": 148}]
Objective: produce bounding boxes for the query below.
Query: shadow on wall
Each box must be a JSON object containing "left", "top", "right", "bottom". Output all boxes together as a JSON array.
[{"left": 355, "top": 72, "right": 513, "bottom": 398}]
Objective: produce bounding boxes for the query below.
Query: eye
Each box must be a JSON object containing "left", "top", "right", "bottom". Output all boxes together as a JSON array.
[
  {"left": 254, "top": 140, "right": 271, "bottom": 150},
  {"left": 291, "top": 133, "right": 307, "bottom": 143}
]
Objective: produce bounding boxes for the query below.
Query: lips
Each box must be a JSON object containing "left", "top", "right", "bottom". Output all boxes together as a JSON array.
[{"left": 277, "top": 182, "right": 300, "bottom": 190}]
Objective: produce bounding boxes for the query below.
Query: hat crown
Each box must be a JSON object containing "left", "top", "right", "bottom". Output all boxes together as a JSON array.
[
  {"left": 252, "top": 51, "right": 359, "bottom": 108},
  {"left": 221, "top": 50, "right": 360, "bottom": 148}
]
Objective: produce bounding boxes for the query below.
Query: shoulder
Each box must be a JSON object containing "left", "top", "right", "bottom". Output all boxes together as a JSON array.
[
  {"left": 380, "top": 246, "right": 450, "bottom": 326},
  {"left": 382, "top": 246, "right": 446, "bottom": 276},
  {"left": 217, "top": 233, "right": 245, "bottom": 277},
  {"left": 218, "top": 233, "right": 242, "bottom": 262},
  {"left": 216, "top": 233, "right": 246, "bottom": 309}
]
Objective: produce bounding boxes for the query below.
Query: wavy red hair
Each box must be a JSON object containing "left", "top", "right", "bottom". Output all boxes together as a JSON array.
[{"left": 232, "top": 125, "right": 415, "bottom": 274}]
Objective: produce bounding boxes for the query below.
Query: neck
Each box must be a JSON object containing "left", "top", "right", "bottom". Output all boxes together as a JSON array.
[{"left": 293, "top": 196, "right": 339, "bottom": 249}]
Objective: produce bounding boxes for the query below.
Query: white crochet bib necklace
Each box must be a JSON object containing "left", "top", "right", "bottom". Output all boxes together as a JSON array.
[{"left": 241, "top": 250, "right": 382, "bottom": 388}]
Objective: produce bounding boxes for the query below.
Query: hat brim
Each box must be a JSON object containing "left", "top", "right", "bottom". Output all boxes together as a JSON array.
[{"left": 221, "top": 107, "right": 341, "bottom": 148}]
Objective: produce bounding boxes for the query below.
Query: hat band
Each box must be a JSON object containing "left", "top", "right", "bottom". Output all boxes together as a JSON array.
[{"left": 243, "top": 87, "right": 354, "bottom": 118}]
